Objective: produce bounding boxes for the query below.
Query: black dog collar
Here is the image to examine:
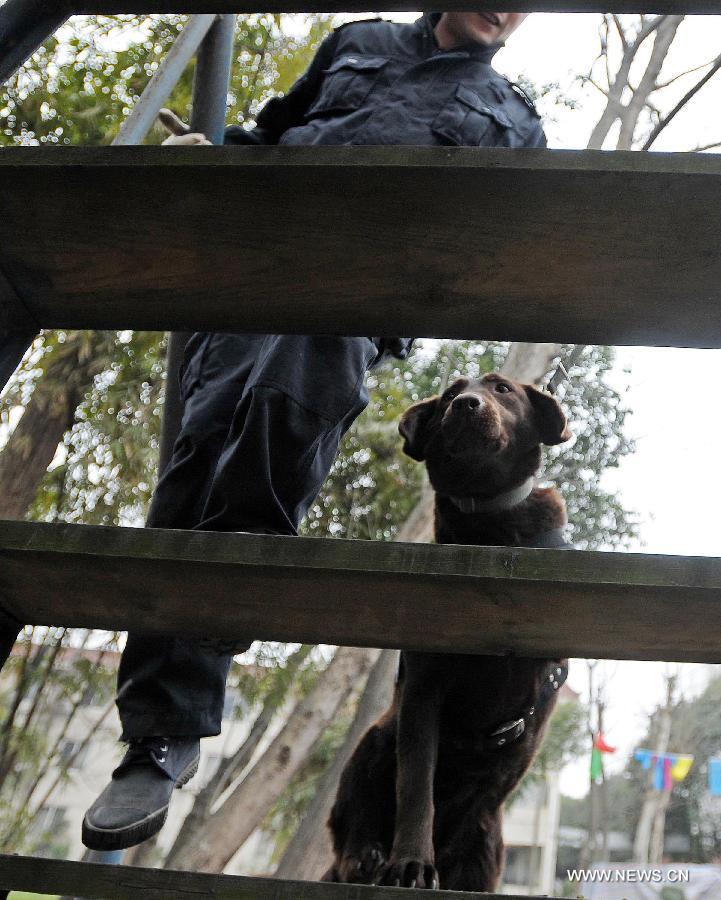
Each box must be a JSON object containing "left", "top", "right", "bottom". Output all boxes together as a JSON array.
[{"left": 450, "top": 662, "right": 569, "bottom": 754}]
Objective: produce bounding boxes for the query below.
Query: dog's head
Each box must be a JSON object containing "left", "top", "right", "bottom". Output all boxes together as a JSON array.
[{"left": 398, "top": 374, "right": 571, "bottom": 497}]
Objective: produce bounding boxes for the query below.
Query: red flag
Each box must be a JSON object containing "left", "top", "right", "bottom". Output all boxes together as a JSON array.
[{"left": 593, "top": 732, "right": 616, "bottom": 754}]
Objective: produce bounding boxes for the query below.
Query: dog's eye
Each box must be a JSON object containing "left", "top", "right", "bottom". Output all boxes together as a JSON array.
[{"left": 495, "top": 383, "right": 511, "bottom": 394}]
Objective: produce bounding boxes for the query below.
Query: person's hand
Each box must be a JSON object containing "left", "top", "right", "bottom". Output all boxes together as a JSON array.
[{"left": 157, "top": 108, "right": 211, "bottom": 145}]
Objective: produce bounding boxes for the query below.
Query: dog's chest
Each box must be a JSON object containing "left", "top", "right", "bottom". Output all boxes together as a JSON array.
[{"left": 437, "top": 655, "right": 549, "bottom": 741}]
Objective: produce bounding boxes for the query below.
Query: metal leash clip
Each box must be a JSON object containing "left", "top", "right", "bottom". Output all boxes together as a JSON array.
[{"left": 490, "top": 717, "right": 526, "bottom": 747}]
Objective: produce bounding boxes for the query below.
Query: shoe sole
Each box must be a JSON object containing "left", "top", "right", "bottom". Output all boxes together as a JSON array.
[{"left": 81, "top": 755, "right": 199, "bottom": 852}]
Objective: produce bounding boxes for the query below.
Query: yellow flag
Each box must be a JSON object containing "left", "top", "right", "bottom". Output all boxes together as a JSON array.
[{"left": 671, "top": 755, "right": 694, "bottom": 781}]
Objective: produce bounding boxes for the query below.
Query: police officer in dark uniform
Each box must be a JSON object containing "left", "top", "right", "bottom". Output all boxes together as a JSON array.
[{"left": 83, "top": 10, "right": 544, "bottom": 851}]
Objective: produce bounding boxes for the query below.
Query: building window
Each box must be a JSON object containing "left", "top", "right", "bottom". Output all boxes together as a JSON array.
[{"left": 503, "top": 846, "right": 535, "bottom": 887}]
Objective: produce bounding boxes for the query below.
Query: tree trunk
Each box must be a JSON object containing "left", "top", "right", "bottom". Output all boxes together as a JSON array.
[
  {"left": 632, "top": 674, "right": 676, "bottom": 863},
  {"left": 274, "top": 648, "right": 399, "bottom": 880},
  {"left": 163, "top": 644, "right": 313, "bottom": 868},
  {"left": 0, "top": 331, "right": 112, "bottom": 519},
  {"left": 501, "top": 343, "right": 563, "bottom": 385},
  {"left": 616, "top": 17, "right": 684, "bottom": 150},
  {"left": 176, "top": 645, "right": 378, "bottom": 873},
  {"left": 0, "top": 373, "right": 76, "bottom": 519}
]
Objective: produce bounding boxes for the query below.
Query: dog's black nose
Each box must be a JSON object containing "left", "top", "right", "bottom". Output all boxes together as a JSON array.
[{"left": 452, "top": 393, "right": 481, "bottom": 412}]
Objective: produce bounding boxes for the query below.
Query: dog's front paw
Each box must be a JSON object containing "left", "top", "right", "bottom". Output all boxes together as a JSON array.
[
  {"left": 337, "top": 843, "right": 386, "bottom": 883},
  {"left": 380, "top": 857, "right": 439, "bottom": 889}
]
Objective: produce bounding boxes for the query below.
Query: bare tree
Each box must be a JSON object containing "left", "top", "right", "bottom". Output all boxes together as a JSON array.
[
  {"left": 174, "top": 645, "right": 378, "bottom": 873},
  {"left": 584, "top": 14, "right": 721, "bottom": 151},
  {"left": 632, "top": 671, "right": 678, "bottom": 865},
  {"left": 161, "top": 643, "right": 314, "bottom": 869}
]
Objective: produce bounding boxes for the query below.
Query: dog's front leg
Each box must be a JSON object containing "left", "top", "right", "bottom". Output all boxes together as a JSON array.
[{"left": 381, "top": 655, "right": 442, "bottom": 889}]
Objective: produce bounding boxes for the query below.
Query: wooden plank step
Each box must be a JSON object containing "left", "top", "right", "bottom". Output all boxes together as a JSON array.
[
  {"left": 0, "top": 854, "right": 551, "bottom": 899},
  {"left": 1, "top": 146, "right": 721, "bottom": 348},
  {"left": 70, "top": 2, "right": 721, "bottom": 15},
  {"left": 2, "top": 519, "right": 721, "bottom": 663}
]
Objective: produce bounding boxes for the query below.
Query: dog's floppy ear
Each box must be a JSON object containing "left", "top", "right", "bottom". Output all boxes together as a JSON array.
[
  {"left": 398, "top": 397, "right": 438, "bottom": 461},
  {"left": 524, "top": 385, "right": 572, "bottom": 446}
]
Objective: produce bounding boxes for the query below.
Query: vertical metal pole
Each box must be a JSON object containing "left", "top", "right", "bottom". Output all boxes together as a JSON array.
[
  {"left": 190, "top": 14, "right": 236, "bottom": 143},
  {"left": 112, "top": 15, "right": 216, "bottom": 148},
  {"left": 157, "top": 15, "right": 235, "bottom": 476}
]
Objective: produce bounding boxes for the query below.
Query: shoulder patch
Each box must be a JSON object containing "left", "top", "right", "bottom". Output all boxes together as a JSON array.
[{"left": 505, "top": 78, "right": 541, "bottom": 119}]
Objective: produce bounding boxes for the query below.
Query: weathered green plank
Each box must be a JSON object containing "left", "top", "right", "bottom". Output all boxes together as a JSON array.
[
  {"left": 1, "top": 146, "right": 721, "bottom": 348},
  {"left": 0, "top": 854, "right": 546, "bottom": 899},
  {"left": 2, "top": 519, "right": 721, "bottom": 663},
  {"left": 71, "top": 2, "right": 721, "bottom": 14}
]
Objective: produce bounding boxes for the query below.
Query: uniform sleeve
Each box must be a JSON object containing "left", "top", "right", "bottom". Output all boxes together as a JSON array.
[
  {"left": 523, "top": 119, "right": 547, "bottom": 149},
  {"left": 224, "top": 29, "right": 341, "bottom": 146}
]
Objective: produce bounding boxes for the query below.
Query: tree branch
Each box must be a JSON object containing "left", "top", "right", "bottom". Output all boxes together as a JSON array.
[
  {"left": 617, "top": 15, "right": 684, "bottom": 150},
  {"left": 611, "top": 14, "right": 627, "bottom": 50},
  {"left": 656, "top": 58, "right": 719, "bottom": 89},
  {"left": 638, "top": 15, "right": 664, "bottom": 44},
  {"left": 692, "top": 139, "right": 721, "bottom": 153}
]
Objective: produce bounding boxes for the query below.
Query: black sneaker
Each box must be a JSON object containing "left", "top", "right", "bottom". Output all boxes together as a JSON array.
[{"left": 82, "top": 736, "right": 199, "bottom": 851}]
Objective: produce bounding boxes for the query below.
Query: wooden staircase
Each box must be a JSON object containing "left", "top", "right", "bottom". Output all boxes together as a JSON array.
[{"left": 1, "top": 0, "right": 719, "bottom": 897}]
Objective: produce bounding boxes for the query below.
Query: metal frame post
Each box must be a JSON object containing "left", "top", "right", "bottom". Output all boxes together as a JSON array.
[
  {"left": 158, "top": 14, "right": 235, "bottom": 475},
  {"left": 112, "top": 14, "right": 216, "bottom": 147},
  {"left": 190, "top": 13, "right": 235, "bottom": 142},
  {"left": 0, "top": 0, "right": 72, "bottom": 85}
]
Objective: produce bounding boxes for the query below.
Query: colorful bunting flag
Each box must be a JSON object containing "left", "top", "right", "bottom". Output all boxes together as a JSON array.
[
  {"left": 671, "top": 755, "right": 694, "bottom": 781},
  {"left": 634, "top": 748, "right": 694, "bottom": 792},
  {"left": 709, "top": 758, "right": 721, "bottom": 796}
]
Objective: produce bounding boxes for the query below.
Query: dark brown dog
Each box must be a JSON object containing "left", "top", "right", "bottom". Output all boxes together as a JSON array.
[{"left": 324, "top": 372, "right": 572, "bottom": 892}]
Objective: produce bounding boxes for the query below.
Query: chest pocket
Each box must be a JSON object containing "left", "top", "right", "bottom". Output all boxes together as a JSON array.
[
  {"left": 432, "top": 85, "right": 512, "bottom": 146},
  {"left": 306, "top": 54, "right": 389, "bottom": 118}
]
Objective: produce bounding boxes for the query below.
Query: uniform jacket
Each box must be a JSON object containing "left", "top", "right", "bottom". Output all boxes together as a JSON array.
[
  {"left": 225, "top": 14, "right": 545, "bottom": 151},
  {"left": 224, "top": 14, "right": 546, "bottom": 357}
]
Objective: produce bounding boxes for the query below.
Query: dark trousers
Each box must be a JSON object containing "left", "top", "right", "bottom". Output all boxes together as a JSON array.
[{"left": 117, "top": 332, "right": 383, "bottom": 739}]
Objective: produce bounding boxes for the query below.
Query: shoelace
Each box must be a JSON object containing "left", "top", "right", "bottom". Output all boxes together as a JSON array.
[{"left": 125, "top": 736, "right": 170, "bottom": 765}]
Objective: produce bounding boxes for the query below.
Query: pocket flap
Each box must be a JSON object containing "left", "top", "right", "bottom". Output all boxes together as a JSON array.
[
  {"left": 325, "top": 54, "right": 389, "bottom": 75},
  {"left": 455, "top": 85, "right": 512, "bottom": 128}
]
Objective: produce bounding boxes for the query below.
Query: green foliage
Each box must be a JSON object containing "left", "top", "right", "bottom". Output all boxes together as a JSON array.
[
  {"left": 30, "top": 331, "right": 166, "bottom": 525},
  {"left": 1, "top": 16, "right": 188, "bottom": 146},
  {"left": 666, "top": 674, "right": 721, "bottom": 862},
  {"left": 230, "top": 642, "right": 319, "bottom": 713},
  {"left": 1, "top": 14, "right": 334, "bottom": 147},
  {"left": 0, "top": 628, "right": 119, "bottom": 854},
  {"left": 545, "top": 344, "right": 638, "bottom": 550}
]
